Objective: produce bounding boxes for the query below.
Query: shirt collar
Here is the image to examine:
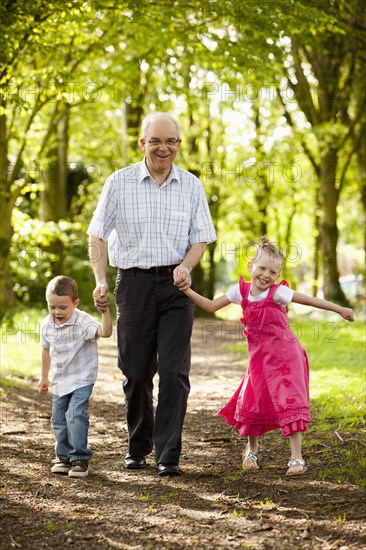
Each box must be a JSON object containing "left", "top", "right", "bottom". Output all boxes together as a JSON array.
[{"left": 138, "top": 159, "right": 178, "bottom": 186}]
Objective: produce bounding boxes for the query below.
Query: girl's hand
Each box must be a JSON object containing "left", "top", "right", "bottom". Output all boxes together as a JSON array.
[{"left": 340, "top": 307, "right": 354, "bottom": 322}]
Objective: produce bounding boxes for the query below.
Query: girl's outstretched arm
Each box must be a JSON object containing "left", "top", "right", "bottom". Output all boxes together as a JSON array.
[
  {"left": 184, "top": 288, "right": 231, "bottom": 313},
  {"left": 291, "top": 292, "right": 354, "bottom": 321}
]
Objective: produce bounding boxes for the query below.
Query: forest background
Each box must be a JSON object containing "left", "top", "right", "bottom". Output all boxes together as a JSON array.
[
  {"left": 0, "top": 0, "right": 365, "bottom": 319},
  {"left": 1, "top": 0, "right": 366, "bottom": 530}
]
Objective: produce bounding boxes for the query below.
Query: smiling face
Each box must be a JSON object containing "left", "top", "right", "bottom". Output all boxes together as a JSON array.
[
  {"left": 47, "top": 293, "right": 79, "bottom": 325},
  {"left": 139, "top": 117, "right": 181, "bottom": 182},
  {"left": 248, "top": 251, "right": 282, "bottom": 296}
]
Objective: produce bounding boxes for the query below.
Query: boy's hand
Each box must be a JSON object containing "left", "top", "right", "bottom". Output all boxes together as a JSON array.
[
  {"left": 97, "top": 300, "right": 110, "bottom": 313},
  {"left": 340, "top": 307, "right": 354, "bottom": 322},
  {"left": 38, "top": 378, "right": 49, "bottom": 395}
]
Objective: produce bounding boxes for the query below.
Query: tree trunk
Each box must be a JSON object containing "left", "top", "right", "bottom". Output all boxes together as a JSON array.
[
  {"left": 39, "top": 102, "right": 69, "bottom": 222},
  {"left": 124, "top": 99, "right": 144, "bottom": 161},
  {"left": 184, "top": 83, "right": 218, "bottom": 305},
  {"left": 123, "top": 61, "right": 148, "bottom": 163},
  {"left": 204, "top": 105, "right": 220, "bottom": 301},
  {"left": 356, "top": 124, "right": 366, "bottom": 284},
  {"left": 0, "top": 106, "right": 16, "bottom": 317},
  {"left": 312, "top": 185, "right": 321, "bottom": 297},
  {"left": 252, "top": 103, "right": 269, "bottom": 237},
  {"left": 0, "top": 205, "right": 16, "bottom": 319},
  {"left": 319, "top": 147, "right": 348, "bottom": 303}
]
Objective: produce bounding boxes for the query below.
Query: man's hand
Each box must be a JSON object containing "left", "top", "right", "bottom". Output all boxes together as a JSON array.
[
  {"left": 173, "top": 266, "right": 191, "bottom": 291},
  {"left": 93, "top": 282, "right": 109, "bottom": 312}
]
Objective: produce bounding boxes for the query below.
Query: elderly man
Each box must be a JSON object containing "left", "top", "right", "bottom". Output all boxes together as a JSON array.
[{"left": 88, "top": 112, "right": 216, "bottom": 476}]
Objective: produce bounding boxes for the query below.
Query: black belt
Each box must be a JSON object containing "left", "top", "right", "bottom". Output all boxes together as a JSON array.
[{"left": 119, "top": 264, "right": 180, "bottom": 275}]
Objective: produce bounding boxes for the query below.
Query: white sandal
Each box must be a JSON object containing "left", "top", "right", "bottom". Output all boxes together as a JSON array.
[
  {"left": 242, "top": 447, "right": 259, "bottom": 470},
  {"left": 286, "top": 458, "right": 307, "bottom": 476}
]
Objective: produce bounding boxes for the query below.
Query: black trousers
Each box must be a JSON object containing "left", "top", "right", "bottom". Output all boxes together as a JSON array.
[{"left": 114, "top": 268, "right": 194, "bottom": 464}]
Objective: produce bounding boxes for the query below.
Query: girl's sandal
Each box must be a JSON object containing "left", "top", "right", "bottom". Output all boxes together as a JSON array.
[
  {"left": 286, "top": 458, "right": 307, "bottom": 476},
  {"left": 242, "top": 447, "right": 259, "bottom": 470}
]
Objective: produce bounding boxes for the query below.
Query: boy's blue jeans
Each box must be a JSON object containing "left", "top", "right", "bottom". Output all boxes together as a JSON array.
[{"left": 51, "top": 384, "right": 94, "bottom": 462}]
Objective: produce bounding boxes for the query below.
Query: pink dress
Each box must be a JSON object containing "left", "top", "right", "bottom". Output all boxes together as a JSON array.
[{"left": 219, "top": 278, "right": 311, "bottom": 437}]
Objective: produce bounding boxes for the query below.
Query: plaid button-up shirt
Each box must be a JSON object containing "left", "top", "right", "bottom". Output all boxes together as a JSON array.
[
  {"left": 87, "top": 160, "right": 216, "bottom": 268},
  {"left": 41, "top": 309, "right": 100, "bottom": 397}
]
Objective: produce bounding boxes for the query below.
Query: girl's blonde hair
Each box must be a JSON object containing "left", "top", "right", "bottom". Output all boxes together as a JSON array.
[{"left": 251, "top": 236, "right": 284, "bottom": 265}]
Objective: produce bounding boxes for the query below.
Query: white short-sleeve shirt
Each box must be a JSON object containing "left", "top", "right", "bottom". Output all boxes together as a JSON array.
[
  {"left": 226, "top": 283, "right": 294, "bottom": 307},
  {"left": 41, "top": 309, "right": 100, "bottom": 397}
]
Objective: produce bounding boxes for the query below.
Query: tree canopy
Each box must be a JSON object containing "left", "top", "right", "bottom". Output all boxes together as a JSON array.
[{"left": 0, "top": 0, "right": 365, "bottom": 317}]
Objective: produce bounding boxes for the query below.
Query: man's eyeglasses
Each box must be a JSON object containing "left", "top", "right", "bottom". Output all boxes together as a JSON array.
[{"left": 146, "top": 138, "right": 180, "bottom": 147}]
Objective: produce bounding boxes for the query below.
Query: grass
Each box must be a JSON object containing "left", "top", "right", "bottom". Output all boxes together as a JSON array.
[
  {"left": 298, "top": 318, "right": 365, "bottom": 432},
  {"left": 0, "top": 308, "right": 46, "bottom": 379}
]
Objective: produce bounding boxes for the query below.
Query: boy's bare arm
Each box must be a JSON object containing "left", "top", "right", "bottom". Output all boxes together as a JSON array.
[
  {"left": 39, "top": 347, "right": 51, "bottom": 394},
  {"left": 97, "top": 308, "right": 113, "bottom": 337},
  {"left": 292, "top": 292, "right": 354, "bottom": 321}
]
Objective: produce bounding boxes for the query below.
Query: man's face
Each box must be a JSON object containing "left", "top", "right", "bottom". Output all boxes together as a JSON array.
[{"left": 139, "top": 118, "right": 181, "bottom": 177}]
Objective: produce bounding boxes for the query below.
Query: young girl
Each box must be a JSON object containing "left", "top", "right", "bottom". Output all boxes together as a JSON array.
[{"left": 184, "top": 236, "right": 354, "bottom": 475}]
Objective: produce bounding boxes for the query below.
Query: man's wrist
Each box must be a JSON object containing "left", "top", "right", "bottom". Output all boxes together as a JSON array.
[{"left": 179, "top": 263, "right": 192, "bottom": 273}]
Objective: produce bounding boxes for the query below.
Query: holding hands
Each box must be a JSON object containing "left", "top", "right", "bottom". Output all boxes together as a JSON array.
[
  {"left": 173, "top": 265, "right": 192, "bottom": 291},
  {"left": 93, "top": 281, "right": 110, "bottom": 312}
]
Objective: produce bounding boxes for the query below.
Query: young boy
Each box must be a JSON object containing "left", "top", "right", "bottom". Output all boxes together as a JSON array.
[{"left": 39, "top": 275, "right": 113, "bottom": 478}]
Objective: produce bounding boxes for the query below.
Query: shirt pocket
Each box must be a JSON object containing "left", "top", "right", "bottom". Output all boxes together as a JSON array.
[{"left": 165, "top": 210, "right": 190, "bottom": 241}]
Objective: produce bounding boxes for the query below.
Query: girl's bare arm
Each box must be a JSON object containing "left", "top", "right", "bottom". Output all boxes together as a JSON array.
[
  {"left": 184, "top": 288, "right": 231, "bottom": 313},
  {"left": 292, "top": 292, "right": 354, "bottom": 321}
]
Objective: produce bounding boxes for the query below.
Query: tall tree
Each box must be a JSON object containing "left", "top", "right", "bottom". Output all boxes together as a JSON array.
[
  {"left": 276, "top": 0, "right": 366, "bottom": 302},
  {"left": 0, "top": 0, "right": 119, "bottom": 315}
]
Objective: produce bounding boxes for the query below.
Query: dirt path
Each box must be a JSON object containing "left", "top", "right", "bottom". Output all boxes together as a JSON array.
[{"left": 1, "top": 319, "right": 365, "bottom": 549}]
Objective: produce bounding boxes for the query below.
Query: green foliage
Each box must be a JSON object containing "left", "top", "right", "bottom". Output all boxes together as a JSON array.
[
  {"left": 1, "top": 0, "right": 364, "bottom": 317},
  {"left": 10, "top": 209, "right": 97, "bottom": 309}
]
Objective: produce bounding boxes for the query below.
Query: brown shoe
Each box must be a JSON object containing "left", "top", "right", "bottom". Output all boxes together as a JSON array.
[
  {"left": 51, "top": 458, "right": 71, "bottom": 474},
  {"left": 68, "top": 460, "right": 89, "bottom": 478}
]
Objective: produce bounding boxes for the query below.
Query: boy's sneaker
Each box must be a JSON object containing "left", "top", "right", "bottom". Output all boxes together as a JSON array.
[
  {"left": 51, "top": 458, "right": 71, "bottom": 474},
  {"left": 68, "top": 460, "right": 89, "bottom": 478}
]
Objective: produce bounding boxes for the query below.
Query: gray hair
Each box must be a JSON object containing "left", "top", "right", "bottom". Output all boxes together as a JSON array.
[{"left": 141, "top": 112, "right": 180, "bottom": 138}]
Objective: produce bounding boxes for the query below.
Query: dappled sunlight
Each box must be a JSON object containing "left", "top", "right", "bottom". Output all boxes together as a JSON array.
[{"left": 1, "top": 319, "right": 365, "bottom": 548}]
